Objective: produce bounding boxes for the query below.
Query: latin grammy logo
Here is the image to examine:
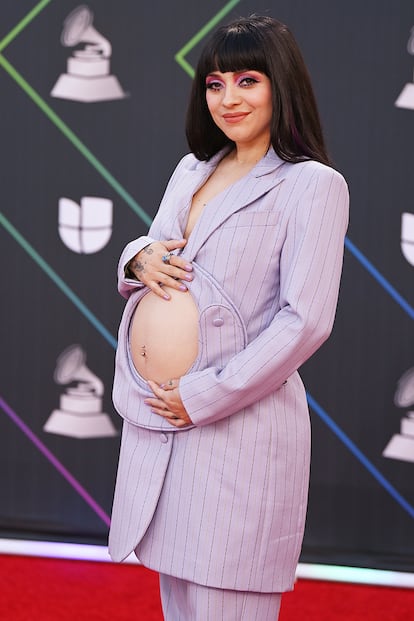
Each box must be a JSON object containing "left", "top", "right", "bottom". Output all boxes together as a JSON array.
[
  {"left": 44, "top": 345, "right": 118, "bottom": 439},
  {"left": 400, "top": 212, "right": 414, "bottom": 266},
  {"left": 51, "top": 5, "right": 127, "bottom": 103},
  {"left": 58, "top": 196, "right": 113, "bottom": 254},
  {"left": 384, "top": 212, "right": 414, "bottom": 462},
  {"left": 383, "top": 367, "right": 414, "bottom": 463},
  {"left": 395, "top": 26, "right": 414, "bottom": 110}
]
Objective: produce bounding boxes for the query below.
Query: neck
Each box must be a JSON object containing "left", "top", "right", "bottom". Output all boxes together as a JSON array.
[{"left": 230, "top": 141, "right": 271, "bottom": 166}]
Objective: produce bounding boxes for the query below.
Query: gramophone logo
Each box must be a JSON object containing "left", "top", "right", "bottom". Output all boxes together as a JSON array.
[
  {"left": 395, "top": 25, "right": 414, "bottom": 110},
  {"left": 382, "top": 212, "right": 414, "bottom": 463},
  {"left": 383, "top": 368, "right": 414, "bottom": 463},
  {"left": 58, "top": 196, "right": 113, "bottom": 254},
  {"left": 400, "top": 212, "right": 414, "bottom": 266},
  {"left": 44, "top": 345, "right": 117, "bottom": 439},
  {"left": 51, "top": 5, "right": 127, "bottom": 102}
]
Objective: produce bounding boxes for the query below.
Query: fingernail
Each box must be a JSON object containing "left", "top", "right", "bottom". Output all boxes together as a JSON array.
[
  {"left": 184, "top": 264, "right": 193, "bottom": 271},
  {"left": 163, "top": 294, "right": 170, "bottom": 300},
  {"left": 183, "top": 274, "right": 193, "bottom": 281},
  {"left": 179, "top": 284, "right": 187, "bottom": 291}
]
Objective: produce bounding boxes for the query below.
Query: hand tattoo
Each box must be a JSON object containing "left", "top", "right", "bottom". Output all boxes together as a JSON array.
[
  {"left": 143, "top": 246, "right": 154, "bottom": 255},
  {"left": 131, "top": 259, "right": 145, "bottom": 274}
]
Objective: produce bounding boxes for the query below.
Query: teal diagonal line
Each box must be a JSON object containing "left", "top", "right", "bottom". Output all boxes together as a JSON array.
[
  {"left": 0, "top": 54, "right": 152, "bottom": 227},
  {"left": 0, "top": 0, "right": 52, "bottom": 53},
  {"left": 175, "top": 0, "right": 241, "bottom": 77},
  {"left": 0, "top": 211, "right": 117, "bottom": 350}
]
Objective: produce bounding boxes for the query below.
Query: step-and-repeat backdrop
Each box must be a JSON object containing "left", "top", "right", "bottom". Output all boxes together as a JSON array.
[{"left": 1, "top": 0, "right": 413, "bottom": 570}]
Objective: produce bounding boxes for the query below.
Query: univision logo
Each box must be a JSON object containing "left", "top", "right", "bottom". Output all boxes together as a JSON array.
[{"left": 58, "top": 196, "right": 113, "bottom": 253}]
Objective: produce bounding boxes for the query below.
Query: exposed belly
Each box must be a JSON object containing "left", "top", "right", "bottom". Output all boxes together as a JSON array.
[{"left": 129, "top": 287, "right": 199, "bottom": 384}]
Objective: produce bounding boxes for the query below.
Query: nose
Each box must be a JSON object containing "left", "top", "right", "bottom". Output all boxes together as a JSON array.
[{"left": 222, "top": 83, "right": 241, "bottom": 106}]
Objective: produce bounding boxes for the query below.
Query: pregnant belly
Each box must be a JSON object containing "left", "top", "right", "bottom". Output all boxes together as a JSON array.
[{"left": 129, "top": 287, "right": 199, "bottom": 384}]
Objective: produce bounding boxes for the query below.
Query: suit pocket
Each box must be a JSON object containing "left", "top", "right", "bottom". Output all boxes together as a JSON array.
[
  {"left": 222, "top": 210, "right": 281, "bottom": 229},
  {"left": 204, "top": 209, "right": 285, "bottom": 291}
]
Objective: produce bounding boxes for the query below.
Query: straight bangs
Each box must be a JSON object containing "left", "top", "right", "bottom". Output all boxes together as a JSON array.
[{"left": 198, "top": 28, "right": 269, "bottom": 78}]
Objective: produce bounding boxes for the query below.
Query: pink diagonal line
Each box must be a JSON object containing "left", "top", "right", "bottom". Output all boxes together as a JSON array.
[{"left": 1, "top": 395, "right": 111, "bottom": 527}]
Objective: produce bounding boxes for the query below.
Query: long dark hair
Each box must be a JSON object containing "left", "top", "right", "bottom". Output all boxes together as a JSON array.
[{"left": 186, "top": 15, "right": 331, "bottom": 166}]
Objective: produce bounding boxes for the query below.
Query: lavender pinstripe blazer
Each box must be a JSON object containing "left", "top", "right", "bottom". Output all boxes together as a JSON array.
[{"left": 108, "top": 148, "right": 349, "bottom": 592}]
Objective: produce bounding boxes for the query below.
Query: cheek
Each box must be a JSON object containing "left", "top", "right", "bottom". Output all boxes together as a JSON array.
[
  {"left": 254, "top": 98, "right": 273, "bottom": 124},
  {"left": 252, "top": 91, "right": 272, "bottom": 108},
  {"left": 250, "top": 86, "right": 272, "bottom": 112},
  {"left": 205, "top": 93, "right": 215, "bottom": 115}
]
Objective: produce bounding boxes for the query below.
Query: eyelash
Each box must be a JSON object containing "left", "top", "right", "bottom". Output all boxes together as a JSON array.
[
  {"left": 206, "top": 76, "right": 259, "bottom": 91},
  {"left": 239, "top": 76, "right": 259, "bottom": 87},
  {"left": 206, "top": 81, "right": 224, "bottom": 91}
]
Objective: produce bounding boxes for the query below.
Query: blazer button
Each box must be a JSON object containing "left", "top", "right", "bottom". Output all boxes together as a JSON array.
[
  {"left": 213, "top": 317, "right": 224, "bottom": 327},
  {"left": 160, "top": 433, "right": 168, "bottom": 443}
]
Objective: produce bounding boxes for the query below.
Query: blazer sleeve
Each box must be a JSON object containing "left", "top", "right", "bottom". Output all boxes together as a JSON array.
[
  {"left": 117, "top": 236, "right": 157, "bottom": 299},
  {"left": 179, "top": 165, "right": 350, "bottom": 426}
]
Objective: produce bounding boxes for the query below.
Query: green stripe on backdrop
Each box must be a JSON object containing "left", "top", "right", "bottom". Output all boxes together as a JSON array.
[
  {"left": 175, "top": 0, "right": 241, "bottom": 77},
  {"left": 0, "top": 54, "right": 151, "bottom": 227},
  {"left": 0, "top": 0, "right": 52, "bottom": 52}
]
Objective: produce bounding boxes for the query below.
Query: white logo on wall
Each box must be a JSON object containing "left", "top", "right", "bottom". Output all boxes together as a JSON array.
[
  {"left": 51, "top": 5, "right": 127, "bottom": 102},
  {"left": 44, "top": 345, "right": 117, "bottom": 439},
  {"left": 395, "top": 26, "right": 414, "bottom": 110},
  {"left": 401, "top": 212, "right": 414, "bottom": 266},
  {"left": 383, "top": 369, "right": 414, "bottom": 463},
  {"left": 382, "top": 213, "right": 414, "bottom": 463},
  {"left": 58, "top": 196, "right": 112, "bottom": 253}
]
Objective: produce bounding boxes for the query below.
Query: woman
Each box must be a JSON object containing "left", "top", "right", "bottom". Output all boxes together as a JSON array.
[{"left": 109, "top": 15, "right": 349, "bottom": 620}]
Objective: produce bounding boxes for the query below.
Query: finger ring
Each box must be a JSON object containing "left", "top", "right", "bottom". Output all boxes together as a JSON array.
[{"left": 162, "top": 252, "right": 172, "bottom": 265}]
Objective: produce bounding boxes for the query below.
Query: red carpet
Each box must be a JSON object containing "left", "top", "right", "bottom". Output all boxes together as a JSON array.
[{"left": 0, "top": 554, "right": 412, "bottom": 620}]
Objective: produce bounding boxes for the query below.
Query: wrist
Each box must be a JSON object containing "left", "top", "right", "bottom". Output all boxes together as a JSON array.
[{"left": 124, "top": 242, "right": 153, "bottom": 280}]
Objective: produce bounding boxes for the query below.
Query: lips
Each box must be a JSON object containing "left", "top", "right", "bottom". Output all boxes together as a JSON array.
[{"left": 222, "top": 112, "right": 249, "bottom": 123}]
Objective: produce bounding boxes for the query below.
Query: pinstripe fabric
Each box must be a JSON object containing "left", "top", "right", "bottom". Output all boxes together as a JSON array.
[
  {"left": 108, "top": 421, "right": 173, "bottom": 558},
  {"left": 159, "top": 574, "right": 282, "bottom": 621},
  {"left": 108, "top": 148, "right": 349, "bottom": 593}
]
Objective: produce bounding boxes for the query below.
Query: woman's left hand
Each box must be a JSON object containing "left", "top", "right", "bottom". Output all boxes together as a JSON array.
[{"left": 145, "top": 379, "right": 193, "bottom": 428}]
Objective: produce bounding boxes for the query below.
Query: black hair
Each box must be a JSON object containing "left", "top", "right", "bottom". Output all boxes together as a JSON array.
[{"left": 186, "top": 15, "right": 331, "bottom": 166}]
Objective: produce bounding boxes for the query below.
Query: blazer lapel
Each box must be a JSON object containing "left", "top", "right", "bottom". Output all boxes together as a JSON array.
[
  {"left": 167, "top": 155, "right": 221, "bottom": 240},
  {"left": 184, "top": 148, "right": 288, "bottom": 260}
]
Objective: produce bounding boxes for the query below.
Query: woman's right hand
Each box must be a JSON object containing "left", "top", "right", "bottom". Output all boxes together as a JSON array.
[{"left": 127, "top": 239, "right": 193, "bottom": 300}]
